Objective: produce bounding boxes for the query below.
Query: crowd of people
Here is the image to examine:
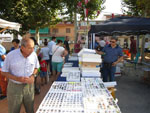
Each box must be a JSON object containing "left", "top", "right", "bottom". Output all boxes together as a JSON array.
[
  {"left": 0, "top": 34, "right": 150, "bottom": 113},
  {"left": 0, "top": 35, "right": 70, "bottom": 113}
]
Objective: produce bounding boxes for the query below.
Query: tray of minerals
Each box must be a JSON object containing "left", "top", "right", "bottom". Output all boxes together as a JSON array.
[
  {"left": 81, "top": 53, "right": 102, "bottom": 63},
  {"left": 83, "top": 96, "right": 121, "bottom": 113},
  {"left": 63, "top": 63, "right": 73, "bottom": 67},
  {"left": 78, "top": 48, "right": 96, "bottom": 57},
  {"left": 36, "top": 108, "right": 84, "bottom": 113},
  {"left": 36, "top": 92, "right": 84, "bottom": 113},
  {"left": 82, "top": 88, "right": 112, "bottom": 98},
  {"left": 81, "top": 78, "right": 104, "bottom": 86},
  {"left": 66, "top": 71, "right": 81, "bottom": 82},
  {"left": 81, "top": 71, "right": 101, "bottom": 78},
  {"left": 68, "top": 56, "right": 78, "bottom": 61},
  {"left": 103, "top": 81, "right": 117, "bottom": 88},
  {"left": 61, "top": 67, "right": 80, "bottom": 77},
  {"left": 50, "top": 82, "right": 82, "bottom": 92},
  {"left": 80, "top": 67, "right": 100, "bottom": 72},
  {"left": 81, "top": 78, "right": 113, "bottom": 98},
  {"left": 72, "top": 53, "right": 78, "bottom": 56}
]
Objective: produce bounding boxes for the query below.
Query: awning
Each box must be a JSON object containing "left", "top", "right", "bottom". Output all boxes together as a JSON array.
[
  {"left": 89, "top": 16, "right": 150, "bottom": 36},
  {"left": 0, "top": 18, "right": 21, "bottom": 32},
  {"left": 40, "top": 37, "right": 65, "bottom": 42},
  {"left": 30, "top": 28, "right": 49, "bottom": 34}
]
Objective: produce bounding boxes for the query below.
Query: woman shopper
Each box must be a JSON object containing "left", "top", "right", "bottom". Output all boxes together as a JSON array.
[{"left": 51, "top": 40, "right": 68, "bottom": 81}]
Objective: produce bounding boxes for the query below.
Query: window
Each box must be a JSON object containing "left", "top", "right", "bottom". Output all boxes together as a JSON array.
[
  {"left": 66, "top": 28, "right": 71, "bottom": 33},
  {"left": 52, "top": 28, "right": 58, "bottom": 33}
]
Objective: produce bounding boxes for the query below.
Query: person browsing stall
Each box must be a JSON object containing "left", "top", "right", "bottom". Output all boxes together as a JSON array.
[
  {"left": 10, "top": 39, "right": 20, "bottom": 51},
  {"left": 1, "top": 38, "right": 39, "bottom": 113},
  {"left": 48, "top": 36, "right": 56, "bottom": 75},
  {"left": 0, "top": 44, "right": 7, "bottom": 97},
  {"left": 64, "top": 36, "right": 70, "bottom": 62},
  {"left": 96, "top": 37, "right": 123, "bottom": 82},
  {"left": 52, "top": 40, "right": 68, "bottom": 81}
]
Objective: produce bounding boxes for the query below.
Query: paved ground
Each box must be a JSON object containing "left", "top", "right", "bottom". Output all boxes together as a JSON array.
[
  {"left": 1, "top": 65, "right": 150, "bottom": 113},
  {"left": 116, "top": 71, "right": 150, "bottom": 113}
]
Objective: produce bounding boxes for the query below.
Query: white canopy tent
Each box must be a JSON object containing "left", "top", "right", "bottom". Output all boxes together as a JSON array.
[{"left": 0, "top": 18, "right": 21, "bottom": 32}]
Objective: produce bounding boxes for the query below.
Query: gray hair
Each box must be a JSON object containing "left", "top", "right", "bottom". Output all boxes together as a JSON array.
[{"left": 21, "top": 38, "right": 33, "bottom": 47}]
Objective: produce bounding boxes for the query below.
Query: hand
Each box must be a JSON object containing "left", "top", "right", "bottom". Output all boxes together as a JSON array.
[
  {"left": 16, "top": 76, "right": 26, "bottom": 83},
  {"left": 24, "top": 75, "right": 35, "bottom": 84},
  {"left": 95, "top": 50, "right": 98, "bottom": 54},
  {"left": 112, "top": 62, "right": 117, "bottom": 66},
  {"left": 17, "top": 75, "right": 34, "bottom": 84}
]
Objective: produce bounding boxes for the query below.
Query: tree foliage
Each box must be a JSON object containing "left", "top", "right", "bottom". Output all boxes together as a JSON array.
[
  {"left": 0, "top": 0, "right": 105, "bottom": 35},
  {"left": 62, "top": 0, "right": 105, "bottom": 21},
  {"left": 0, "top": 0, "right": 62, "bottom": 35},
  {"left": 122, "top": 0, "right": 150, "bottom": 17}
]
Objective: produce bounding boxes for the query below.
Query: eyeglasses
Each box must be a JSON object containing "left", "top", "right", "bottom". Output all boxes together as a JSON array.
[{"left": 110, "top": 41, "right": 116, "bottom": 43}]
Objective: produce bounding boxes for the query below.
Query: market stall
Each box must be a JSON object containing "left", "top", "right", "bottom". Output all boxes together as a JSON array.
[
  {"left": 88, "top": 16, "right": 150, "bottom": 62},
  {"left": 36, "top": 49, "right": 121, "bottom": 113}
]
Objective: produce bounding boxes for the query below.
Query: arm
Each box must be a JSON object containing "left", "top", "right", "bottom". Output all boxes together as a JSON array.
[
  {"left": 1, "top": 68, "right": 38, "bottom": 84},
  {"left": 112, "top": 56, "right": 124, "bottom": 66},
  {"left": 61, "top": 49, "right": 68, "bottom": 57},
  {"left": 95, "top": 50, "right": 105, "bottom": 55},
  {"left": 112, "top": 48, "right": 124, "bottom": 66},
  {"left": 1, "top": 72, "right": 27, "bottom": 83},
  {"left": 24, "top": 68, "right": 38, "bottom": 84}
]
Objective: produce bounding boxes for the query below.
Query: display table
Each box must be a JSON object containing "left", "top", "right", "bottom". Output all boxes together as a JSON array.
[
  {"left": 37, "top": 51, "right": 121, "bottom": 112},
  {"left": 36, "top": 78, "right": 121, "bottom": 113}
]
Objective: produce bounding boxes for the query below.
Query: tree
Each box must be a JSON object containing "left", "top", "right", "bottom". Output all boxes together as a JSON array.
[
  {"left": 62, "top": 0, "right": 105, "bottom": 21},
  {"left": 0, "top": 0, "right": 62, "bottom": 36},
  {"left": 122, "top": 0, "right": 150, "bottom": 17}
]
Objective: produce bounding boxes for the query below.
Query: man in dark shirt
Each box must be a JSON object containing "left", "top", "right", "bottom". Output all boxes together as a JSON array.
[
  {"left": 96, "top": 37, "right": 123, "bottom": 82},
  {"left": 64, "top": 36, "right": 70, "bottom": 62}
]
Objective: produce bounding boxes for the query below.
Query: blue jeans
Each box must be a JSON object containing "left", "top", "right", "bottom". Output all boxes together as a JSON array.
[{"left": 102, "top": 64, "right": 116, "bottom": 82}]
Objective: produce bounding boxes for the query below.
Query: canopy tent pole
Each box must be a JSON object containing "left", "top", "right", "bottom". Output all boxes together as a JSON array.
[
  {"left": 141, "top": 36, "right": 145, "bottom": 62},
  {"left": 91, "top": 33, "right": 95, "bottom": 49},
  {"left": 0, "top": 27, "right": 9, "bottom": 33},
  {"left": 136, "top": 35, "right": 140, "bottom": 53}
]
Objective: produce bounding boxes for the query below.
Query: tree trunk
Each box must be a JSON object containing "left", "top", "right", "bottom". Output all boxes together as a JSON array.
[
  {"left": 35, "top": 28, "right": 40, "bottom": 45},
  {"left": 13, "top": 32, "right": 18, "bottom": 39}
]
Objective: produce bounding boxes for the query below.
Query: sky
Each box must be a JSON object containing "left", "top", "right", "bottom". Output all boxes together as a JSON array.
[
  {"left": 96, "top": 0, "right": 123, "bottom": 20},
  {"left": 103, "top": 0, "right": 123, "bottom": 14}
]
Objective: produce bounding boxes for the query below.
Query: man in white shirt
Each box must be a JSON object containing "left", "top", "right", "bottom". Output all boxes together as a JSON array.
[
  {"left": 52, "top": 40, "right": 68, "bottom": 81},
  {"left": 48, "top": 36, "right": 56, "bottom": 75},
  {"left": 1, "top": 38, "right": 39, "bottom": 113},
  {"left": 40, "top": 42, "right": 49, "bottom": 62}
]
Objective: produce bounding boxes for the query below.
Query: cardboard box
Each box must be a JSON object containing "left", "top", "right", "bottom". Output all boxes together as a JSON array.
[{"left": 81, "top": 62, "right": 100, "bottom": 68}]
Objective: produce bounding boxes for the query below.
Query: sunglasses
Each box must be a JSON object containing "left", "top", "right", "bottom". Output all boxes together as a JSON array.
[{"left": 110, "top": 41, "right": 116, "bottom": 43}]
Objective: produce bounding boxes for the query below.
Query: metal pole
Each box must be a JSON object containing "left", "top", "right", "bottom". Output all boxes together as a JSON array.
[
  {"left": 141, "top": 35, "right": 145, "bottom": 62},
  {"left": 136, "top": 35, "right": 140, "bottom": 53},
  {"left": 92, "top": 33, "right": 95, "bottom": 49}
]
